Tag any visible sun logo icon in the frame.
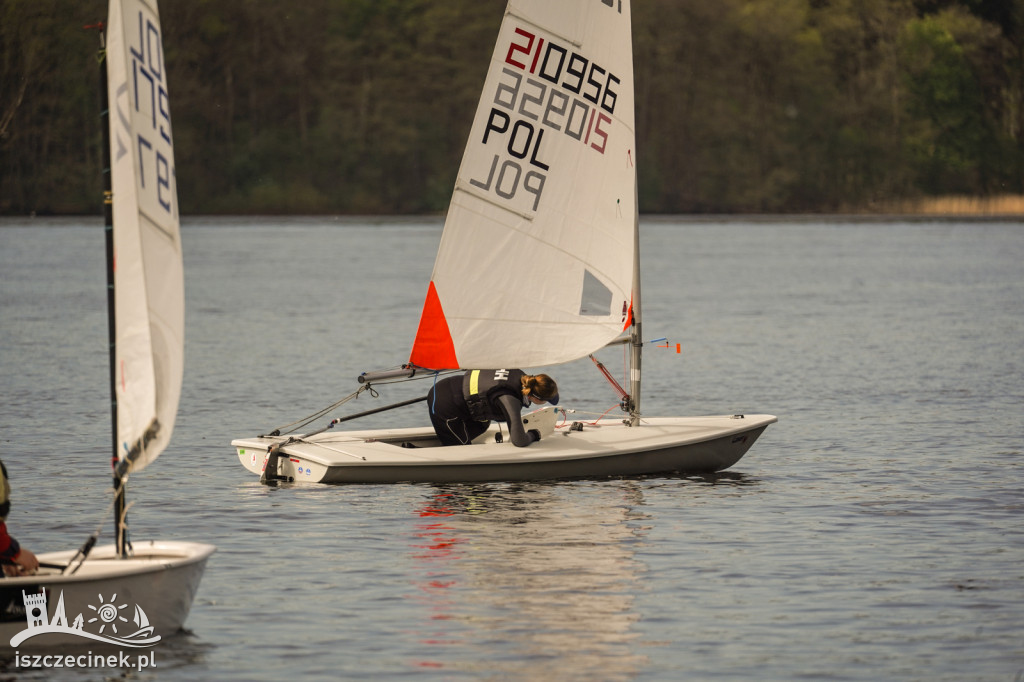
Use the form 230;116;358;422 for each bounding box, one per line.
87;593;129;634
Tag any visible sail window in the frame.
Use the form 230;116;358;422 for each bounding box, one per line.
579;269;612;316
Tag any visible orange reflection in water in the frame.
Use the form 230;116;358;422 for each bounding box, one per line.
405;484;651;679
407;493;468;668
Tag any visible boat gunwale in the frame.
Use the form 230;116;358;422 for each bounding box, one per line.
0;541;216;586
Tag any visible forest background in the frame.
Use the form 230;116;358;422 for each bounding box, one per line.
1;0;1022;216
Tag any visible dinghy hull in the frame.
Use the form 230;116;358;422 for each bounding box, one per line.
0;541;214;649
233;414;776;484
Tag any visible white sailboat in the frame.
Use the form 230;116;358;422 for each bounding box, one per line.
232;0;776;484
1;0;212;648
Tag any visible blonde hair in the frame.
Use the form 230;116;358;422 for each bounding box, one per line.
521;373;557;401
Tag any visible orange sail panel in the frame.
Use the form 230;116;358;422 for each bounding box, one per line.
410;281;459;370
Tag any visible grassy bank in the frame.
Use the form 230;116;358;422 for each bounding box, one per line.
877;195;1024;217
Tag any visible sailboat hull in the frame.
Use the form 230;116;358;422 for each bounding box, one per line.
0;541;214;649
233;414;776;484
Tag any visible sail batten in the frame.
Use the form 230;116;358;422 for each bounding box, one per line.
410;0;636;371
452;183;537;221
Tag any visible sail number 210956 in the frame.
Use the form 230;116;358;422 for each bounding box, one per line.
468;18;623;214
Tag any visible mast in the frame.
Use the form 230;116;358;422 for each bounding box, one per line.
98;25;128;558
627;172;642;426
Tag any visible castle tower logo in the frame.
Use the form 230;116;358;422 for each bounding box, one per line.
9;589;161;648
23;591;47;629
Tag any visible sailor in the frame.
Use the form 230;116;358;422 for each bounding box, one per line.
426;369;559;446
0;460;38;576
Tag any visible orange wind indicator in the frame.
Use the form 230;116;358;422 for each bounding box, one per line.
650;337;682;354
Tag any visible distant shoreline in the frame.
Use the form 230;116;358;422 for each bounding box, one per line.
2;194;1022;223
657;194;1024;222
872;194;1024;217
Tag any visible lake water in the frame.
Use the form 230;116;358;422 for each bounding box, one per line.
1;216;1022;681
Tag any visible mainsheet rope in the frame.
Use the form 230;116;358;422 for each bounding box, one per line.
261;385;372;438
261;369;450;438
63;471;131;575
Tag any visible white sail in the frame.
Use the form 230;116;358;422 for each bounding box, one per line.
133;603;151;629
410;0;637;370
106;0;183;471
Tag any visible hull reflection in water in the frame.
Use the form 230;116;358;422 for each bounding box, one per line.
406;482;667;678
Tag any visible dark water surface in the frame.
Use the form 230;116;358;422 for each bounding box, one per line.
1;217;1022;680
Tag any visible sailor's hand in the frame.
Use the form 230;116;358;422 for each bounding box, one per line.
528;429;541;443
13;548;38;575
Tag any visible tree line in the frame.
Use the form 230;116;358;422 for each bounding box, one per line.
2;0;1021;215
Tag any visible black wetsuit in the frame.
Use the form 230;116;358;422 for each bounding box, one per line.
426;370;539;447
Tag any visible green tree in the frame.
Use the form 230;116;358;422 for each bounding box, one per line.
0;0;106;213
1;0;1022;215
809;0;918;208
900;8;1005;193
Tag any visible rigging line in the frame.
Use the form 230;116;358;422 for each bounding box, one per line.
588;404;622;424
306;395;428;438
551;405;622;425
295;441;367;461
623;342;628;392
264;386;368;437
267;369;457;438
64;472;129;575
430;372;439;414
263;371;451;438
589;353;628;400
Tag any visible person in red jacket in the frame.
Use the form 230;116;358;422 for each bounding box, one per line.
1;460;38;576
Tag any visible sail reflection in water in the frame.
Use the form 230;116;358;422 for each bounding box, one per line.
407;483;651;678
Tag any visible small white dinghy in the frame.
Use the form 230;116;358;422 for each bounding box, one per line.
2;542;213;648
2;0;212;649
232;0;776;485
235;411;776;485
